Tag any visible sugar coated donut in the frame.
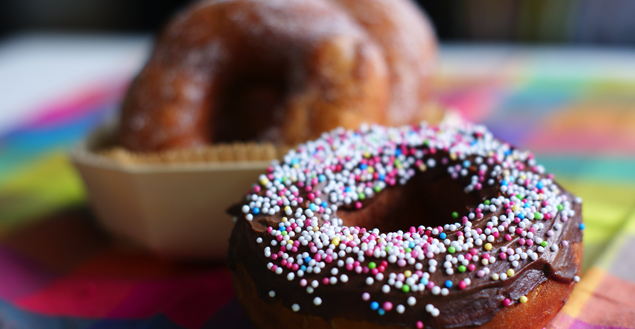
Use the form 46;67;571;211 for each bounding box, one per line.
118;0;436;152
228;122;583;328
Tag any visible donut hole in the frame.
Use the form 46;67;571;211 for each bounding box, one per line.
338;169;482;233
212;56;290;143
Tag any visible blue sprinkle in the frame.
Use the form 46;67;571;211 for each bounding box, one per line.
379;174;386;181
536;182;544;189
579;223;585;230
252;208;260;214
421;278;428;285
445;280;453;288
395;149;402;156
409;242;415;248
378;308;385;316
300;265;307;272
463;160;471;168
345;187;352;192
439;233;447;239
501;180;508;186
321;202;328;208
505;150;512;156
525;202;531;208
319;174;326;182
370;301;379;310
304;257;312;263
360;164;368;170
518;213;525;220
309;204;317;211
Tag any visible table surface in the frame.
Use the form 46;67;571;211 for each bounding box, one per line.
1;33;635;328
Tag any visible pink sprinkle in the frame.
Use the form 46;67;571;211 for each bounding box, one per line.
467;264;476;272
315;254;322;262
310;246;318;254
362;292;370;301
516;228;523;235
292;264;299;271
397;259;407;267
253;185;261;192
505;234;512;241
519;238;526;245
562;241;569;247
500;252;507;260
281;259;287;266
483;253;490;259
322;277;330;285
267;227;273;234
459;281;467;290
493;231;500;238
477;270;485;277
371;268;379;276
503;298;511;306
416;321;424;329
527;240;534;246
346;264;354;271
507;249;514;255
355;266;363;273
271;254;278;260
383;301;393;312
529;227;536;233
325;255;333;263
271;265;278;271
363;267;370;274
426;282;435;289
355;202;363;209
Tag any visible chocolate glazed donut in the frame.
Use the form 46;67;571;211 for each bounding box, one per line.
118;0;436;152
227;123;583;329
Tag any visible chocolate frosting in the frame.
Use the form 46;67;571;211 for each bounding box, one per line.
227;124;583;328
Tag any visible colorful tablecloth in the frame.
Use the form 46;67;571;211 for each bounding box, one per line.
1;37;634;328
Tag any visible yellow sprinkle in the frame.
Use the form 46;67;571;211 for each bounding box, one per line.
332;238;340;247
364;152;371;158
507;269;515;277
418;164;427;172
450;153;457;160
404;270;412;278
519;296;528;303
282;217;288;222
484;243;492;251
284;206;291;212
367;167;374;174
512;205;520;212
491;273;499;281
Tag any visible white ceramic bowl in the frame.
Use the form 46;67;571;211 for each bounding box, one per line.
72;124;269;259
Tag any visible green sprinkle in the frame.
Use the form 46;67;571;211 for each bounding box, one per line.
374;185;382;193
452;212;459;219
534;212;542;220
484;200;491;205
448;246;456;254
358;193;366;200
541;241;548;247
402;284;410;293
281;231;287;236
368;262;377;269
405;248;412;253
385;246;391;252
458;265;466;273
557;204;564;211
